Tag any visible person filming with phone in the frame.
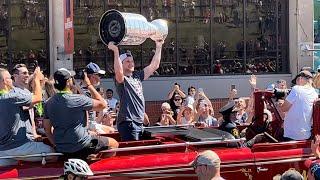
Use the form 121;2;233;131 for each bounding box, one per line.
194;88;218;127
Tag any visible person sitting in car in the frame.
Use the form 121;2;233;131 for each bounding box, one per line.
228;89;249;125
44;68;118;160
218;101;240;139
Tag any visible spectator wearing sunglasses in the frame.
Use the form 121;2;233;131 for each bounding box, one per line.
167;82;186;107
171;94;183;120
107;40;164;141
12;64;42;141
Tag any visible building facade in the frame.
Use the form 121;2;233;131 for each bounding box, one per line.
0;0;315;101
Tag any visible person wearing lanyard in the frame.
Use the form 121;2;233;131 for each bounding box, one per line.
0;67;55;166
44;68;118;159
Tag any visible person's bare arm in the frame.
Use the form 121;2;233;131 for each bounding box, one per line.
96;110;103;124
249;74;257;91
200;92;212;107
228;89;237;101
43;119;55;146
83;73;107;111
167;85;179;99
278;99;292;113
176;107;185;125
167;115;176;125
167;88;176;100
144;113;150;126
31;120;40;140
108;42;124;83
245;93;255;124
31;67;43;105
144;40;164;80
176;88;186;98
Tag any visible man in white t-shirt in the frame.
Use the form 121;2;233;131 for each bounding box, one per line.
106;89;118;111
280;70;318;140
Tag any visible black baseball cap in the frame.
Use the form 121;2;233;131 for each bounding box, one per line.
54;68;75;86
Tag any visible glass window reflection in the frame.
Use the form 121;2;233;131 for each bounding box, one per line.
1;0;289;76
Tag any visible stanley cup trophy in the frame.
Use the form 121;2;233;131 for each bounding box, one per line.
99;9;168;45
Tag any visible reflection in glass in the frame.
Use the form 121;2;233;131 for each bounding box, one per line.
212;0;244;75
0;0;8;68
9;0;48;74
0;0;289;77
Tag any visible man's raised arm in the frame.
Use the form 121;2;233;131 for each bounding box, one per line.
144;40;164;80
108;42;124;83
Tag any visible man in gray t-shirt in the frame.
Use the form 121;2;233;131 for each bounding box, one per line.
44;68;118;159
0;87;33;150
12;63;40;140
0;68;54;166
108;40;164;141
45;93;94;152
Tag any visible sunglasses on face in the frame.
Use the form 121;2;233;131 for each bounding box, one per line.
174;99;182;101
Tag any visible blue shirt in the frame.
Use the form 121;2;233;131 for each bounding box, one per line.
116;70;145;124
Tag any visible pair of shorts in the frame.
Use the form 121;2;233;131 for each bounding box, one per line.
0;142;55;166
62;136;109;160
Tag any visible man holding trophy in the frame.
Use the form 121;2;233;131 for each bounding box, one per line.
108;40;163;141
100;10;167;141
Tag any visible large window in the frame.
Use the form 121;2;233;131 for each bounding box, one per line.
73;0;289;76
0;0;289;76
0;0;49;74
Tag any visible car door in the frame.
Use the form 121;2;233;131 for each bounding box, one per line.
217;147;256;180
252;141;312;179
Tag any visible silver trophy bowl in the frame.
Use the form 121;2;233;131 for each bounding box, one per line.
99;9;168;45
